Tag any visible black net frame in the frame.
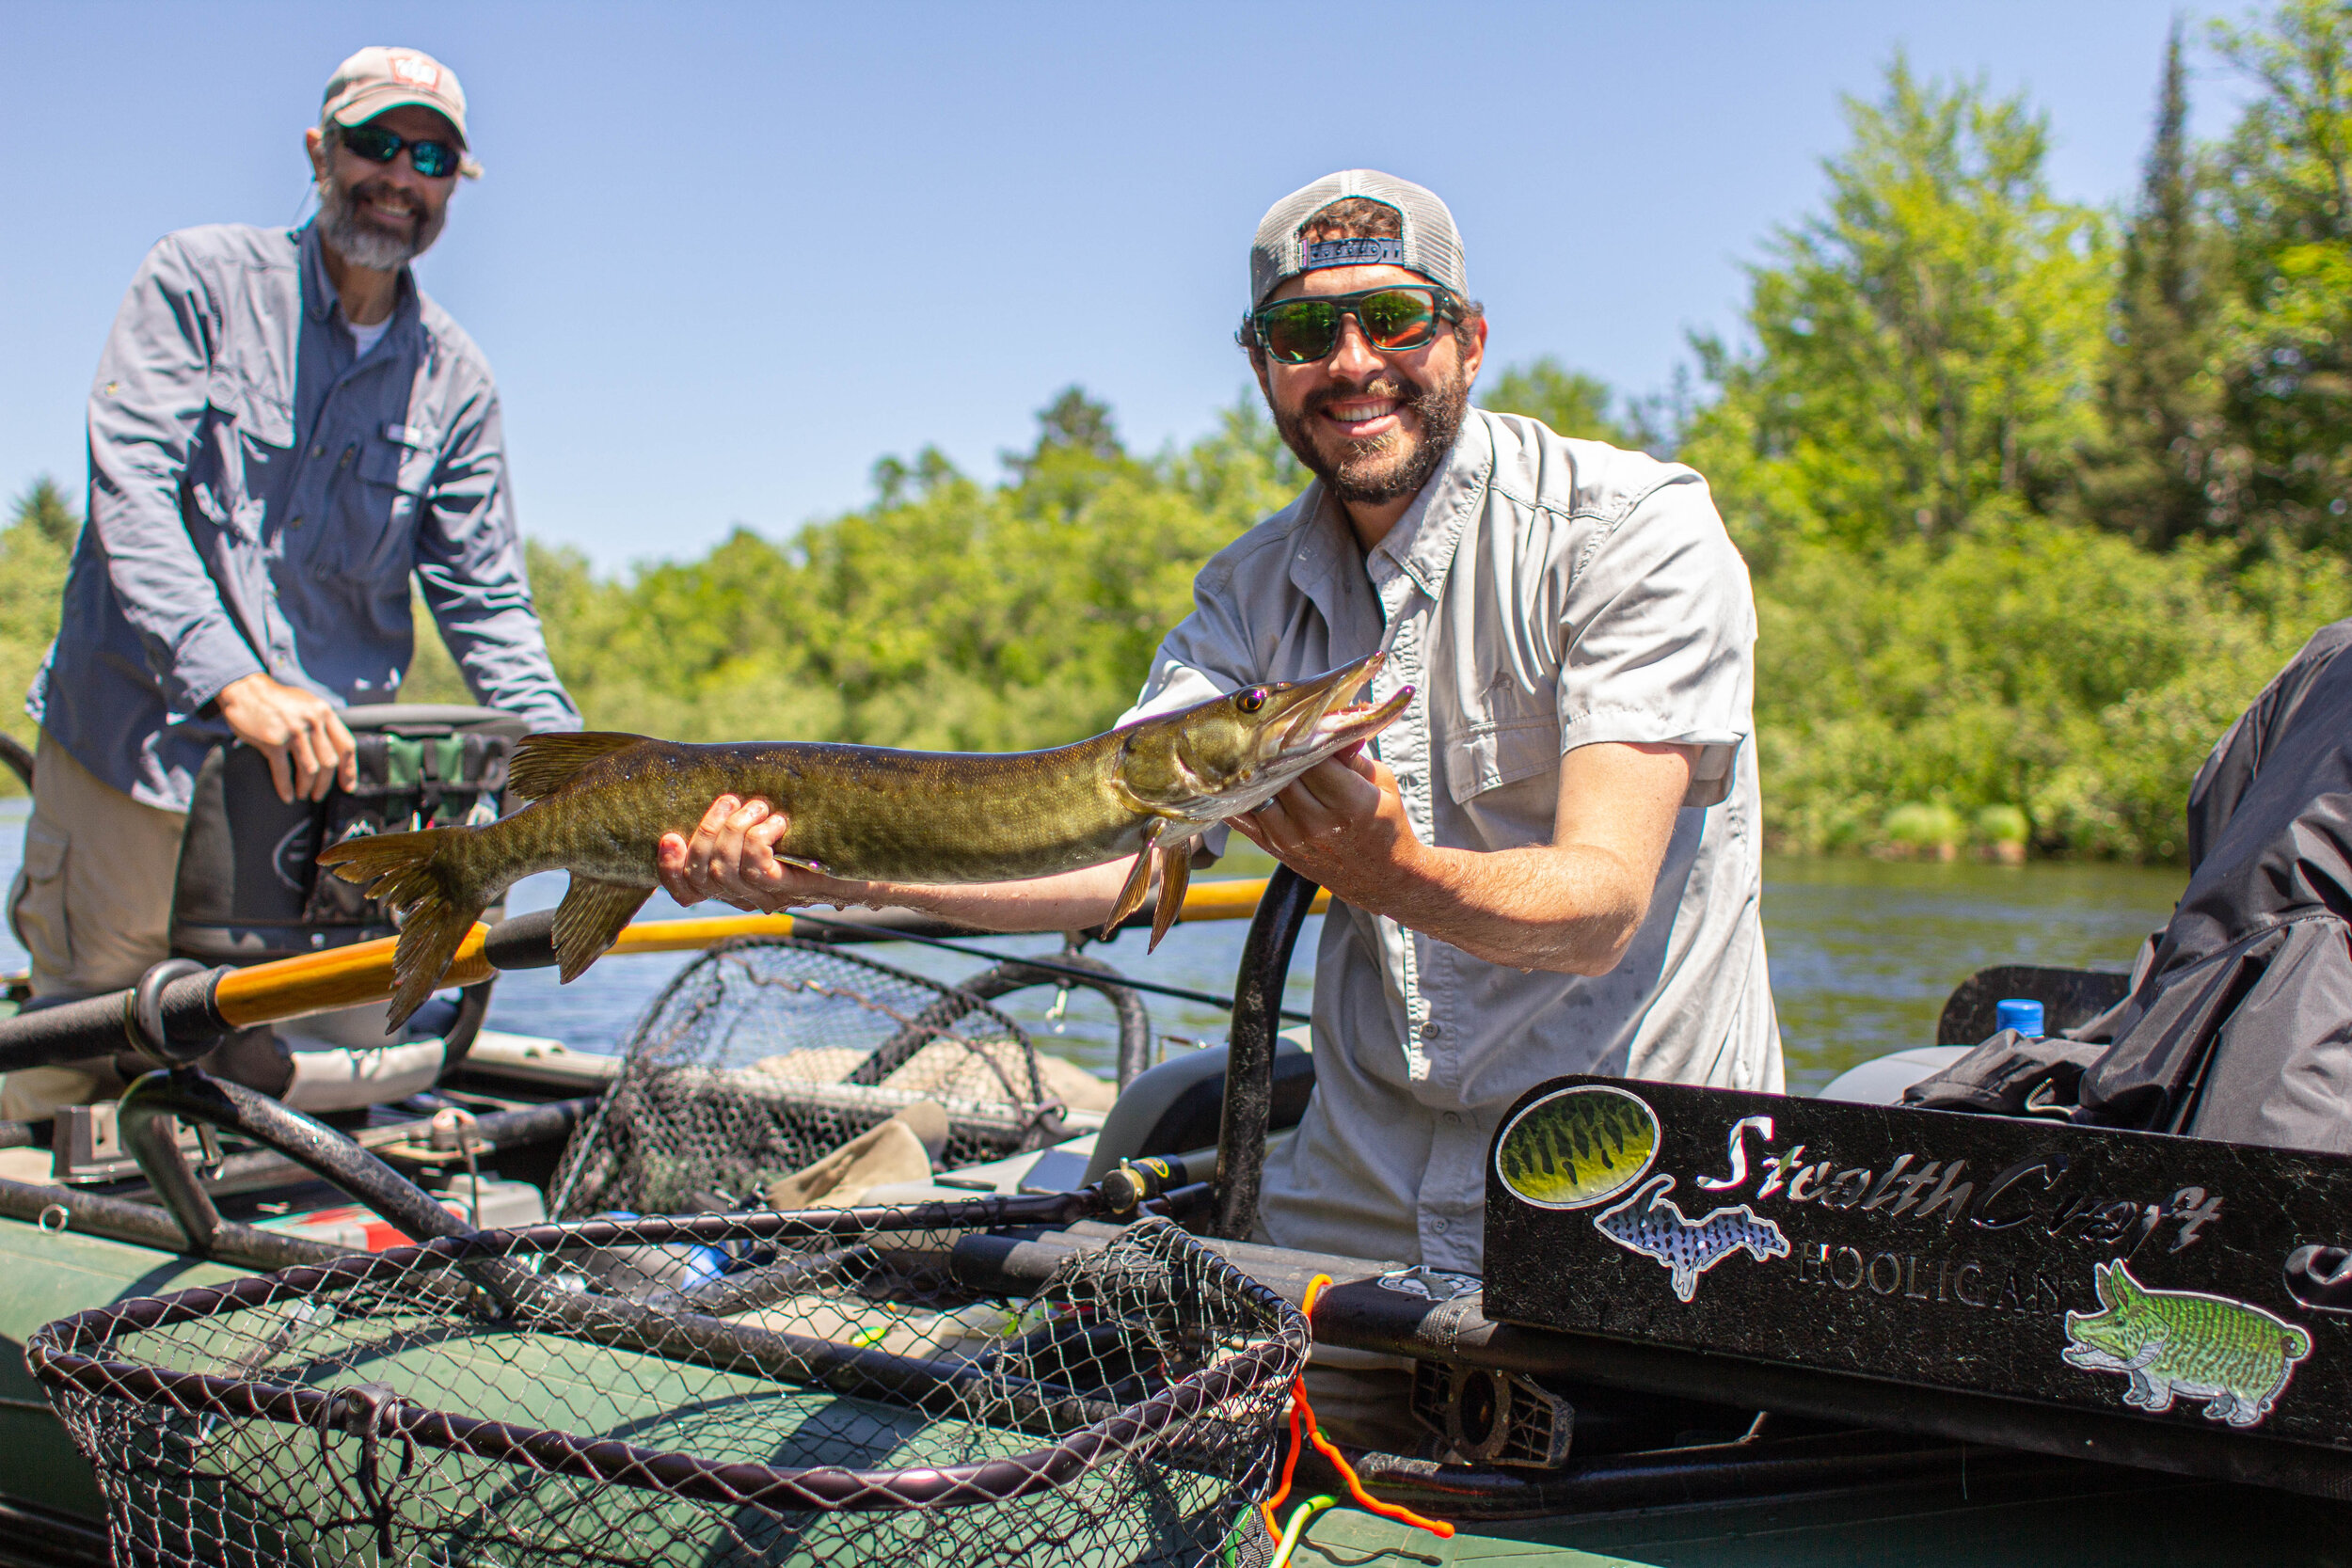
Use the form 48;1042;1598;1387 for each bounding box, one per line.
30;1204;1304;1568
551;939;1064;1218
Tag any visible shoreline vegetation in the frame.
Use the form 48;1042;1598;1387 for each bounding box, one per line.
8;4;2351;865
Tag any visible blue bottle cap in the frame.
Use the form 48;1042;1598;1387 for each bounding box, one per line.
1995;998;2046;1039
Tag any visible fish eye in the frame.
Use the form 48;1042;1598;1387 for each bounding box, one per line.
1235;689;1267;715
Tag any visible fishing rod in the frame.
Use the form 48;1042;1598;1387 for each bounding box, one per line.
780;910;1314;1024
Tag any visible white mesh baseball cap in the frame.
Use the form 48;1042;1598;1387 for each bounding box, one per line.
1249;169;1469;306
322;46;483;177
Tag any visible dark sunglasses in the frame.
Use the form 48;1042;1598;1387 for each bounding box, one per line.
339;121;462;179
1245;285;1462;364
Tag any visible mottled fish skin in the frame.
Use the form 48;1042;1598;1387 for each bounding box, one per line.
319;656;1408;1029
2063;1260;2312;1428
1496;1088;1659;1207
1594;1175;1790;1302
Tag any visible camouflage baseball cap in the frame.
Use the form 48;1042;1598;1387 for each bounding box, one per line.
1249;169;1469;306
321;46;482;176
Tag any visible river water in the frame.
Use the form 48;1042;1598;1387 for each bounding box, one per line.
0;800;2184;1094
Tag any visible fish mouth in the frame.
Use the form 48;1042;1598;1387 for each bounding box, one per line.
1258;652;1412;770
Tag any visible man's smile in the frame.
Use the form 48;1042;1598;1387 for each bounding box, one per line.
1321;396;1404;436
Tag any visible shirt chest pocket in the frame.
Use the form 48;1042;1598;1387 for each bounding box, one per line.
194;368;295;539
322;438;435;584
1438;689;1562;804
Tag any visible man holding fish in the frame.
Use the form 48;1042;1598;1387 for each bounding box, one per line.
658;171;1781;1290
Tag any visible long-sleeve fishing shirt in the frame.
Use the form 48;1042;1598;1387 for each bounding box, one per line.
1121;409;1782;1273
30;221;580;813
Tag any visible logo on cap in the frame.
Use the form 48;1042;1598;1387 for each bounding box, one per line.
388;53;441;90
1305;236;1405;270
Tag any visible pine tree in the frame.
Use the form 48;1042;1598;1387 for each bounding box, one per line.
2088;24;2228;549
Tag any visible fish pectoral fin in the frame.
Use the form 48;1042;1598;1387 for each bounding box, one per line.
1148;841;1191;951
506;732;647;801
552;876;653;984
1100;822;1163;940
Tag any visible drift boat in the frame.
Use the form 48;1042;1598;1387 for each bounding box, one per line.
2;711;2351;1563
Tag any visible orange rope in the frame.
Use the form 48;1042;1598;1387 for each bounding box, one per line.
1261;1275;1456;1542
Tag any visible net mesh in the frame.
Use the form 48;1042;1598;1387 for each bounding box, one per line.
551;939;1061;1218
32;1209;1303;1568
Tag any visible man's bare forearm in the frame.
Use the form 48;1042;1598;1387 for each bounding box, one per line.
1372;841;1653;974
836;860;1133;935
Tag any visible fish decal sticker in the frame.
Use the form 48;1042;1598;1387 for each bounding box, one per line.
1494;1085;1661;1210
2062;1259;2312;1428
1593;1174;1789;1302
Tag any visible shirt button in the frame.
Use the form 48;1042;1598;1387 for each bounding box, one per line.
1431;1218;1451;1234
310;443;326;458
1421;1022;1441;1039
287;516;303;529
1442;1111;1462;1126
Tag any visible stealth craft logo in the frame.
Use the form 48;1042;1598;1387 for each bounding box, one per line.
2062;1259;2312;1428
1593;1175;1790;1303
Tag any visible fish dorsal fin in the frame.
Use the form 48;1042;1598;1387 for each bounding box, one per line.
508;732;646;801
552;876;653;983
2091;1261;2114;1307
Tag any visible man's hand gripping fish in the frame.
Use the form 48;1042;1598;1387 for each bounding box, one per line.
320;654;1409;1031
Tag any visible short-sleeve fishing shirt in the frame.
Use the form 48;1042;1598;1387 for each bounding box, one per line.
1120;410;1781;1272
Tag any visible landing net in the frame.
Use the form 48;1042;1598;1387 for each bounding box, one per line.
551;937;1060;1217
31;1208;1303;1568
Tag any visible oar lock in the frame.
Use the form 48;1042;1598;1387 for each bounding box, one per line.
123;958;232;1069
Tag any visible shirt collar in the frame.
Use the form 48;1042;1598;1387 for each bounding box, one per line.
296;221;421;339
1365;410;1494;599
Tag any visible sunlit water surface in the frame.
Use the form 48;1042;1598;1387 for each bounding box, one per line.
0;800;2185;1095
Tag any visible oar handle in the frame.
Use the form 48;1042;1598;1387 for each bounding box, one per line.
0;876;1329;1076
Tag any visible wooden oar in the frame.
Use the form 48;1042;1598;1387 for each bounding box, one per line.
210;878;1330;1030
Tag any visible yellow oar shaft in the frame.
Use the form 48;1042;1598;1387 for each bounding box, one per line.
211;877;1326;1028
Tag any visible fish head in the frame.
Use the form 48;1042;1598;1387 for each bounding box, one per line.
1115;653;1411;821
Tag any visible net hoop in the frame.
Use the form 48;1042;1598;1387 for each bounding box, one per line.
28;1207;1309;1518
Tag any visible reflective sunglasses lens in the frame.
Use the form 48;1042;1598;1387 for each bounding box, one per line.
342;124;403;163
408;141;459;178
1359;291;1440;349
1261;302;1341;363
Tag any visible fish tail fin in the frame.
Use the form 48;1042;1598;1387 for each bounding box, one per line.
316;828;485;1032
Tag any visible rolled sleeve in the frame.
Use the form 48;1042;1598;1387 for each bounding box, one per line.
86;235;266;716
412;385;581;733
1558;478;1756;805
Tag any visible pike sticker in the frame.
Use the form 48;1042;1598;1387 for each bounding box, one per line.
1594;1174;1789;1302
2061;1259;2312;1428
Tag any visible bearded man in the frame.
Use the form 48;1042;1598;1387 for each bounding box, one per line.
658;172;1778;1433
8;46;579;1114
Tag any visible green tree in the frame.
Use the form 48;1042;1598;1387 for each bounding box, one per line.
1479;358;1639;446
2207;0;2352;549
0;479;80;790
1682;57;2109;553
2085;24;2231;549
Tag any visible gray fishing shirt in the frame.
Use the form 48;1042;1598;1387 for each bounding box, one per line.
32;221;580;812
1121;410;1781;1272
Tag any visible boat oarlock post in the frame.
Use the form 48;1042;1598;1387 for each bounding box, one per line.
0;875;1322;1081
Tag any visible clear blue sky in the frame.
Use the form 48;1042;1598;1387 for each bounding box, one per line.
3;1;2237;570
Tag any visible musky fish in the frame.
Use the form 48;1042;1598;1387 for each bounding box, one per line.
321;655;1408;1030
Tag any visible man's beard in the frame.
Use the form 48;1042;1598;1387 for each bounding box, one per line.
1270;360;1471;507
315;169;443;270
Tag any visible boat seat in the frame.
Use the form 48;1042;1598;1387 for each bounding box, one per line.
1081;1028;1313;1185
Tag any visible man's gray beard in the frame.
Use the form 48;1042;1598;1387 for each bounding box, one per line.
314;172;440;271
1271;362;1472;508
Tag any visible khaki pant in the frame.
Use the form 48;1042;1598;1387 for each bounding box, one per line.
2;732;186;1118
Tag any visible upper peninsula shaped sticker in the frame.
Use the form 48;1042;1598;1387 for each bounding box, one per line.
2062;1259;2312;1428
1493;1085;1661;1210
1593;1174;1790;1303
